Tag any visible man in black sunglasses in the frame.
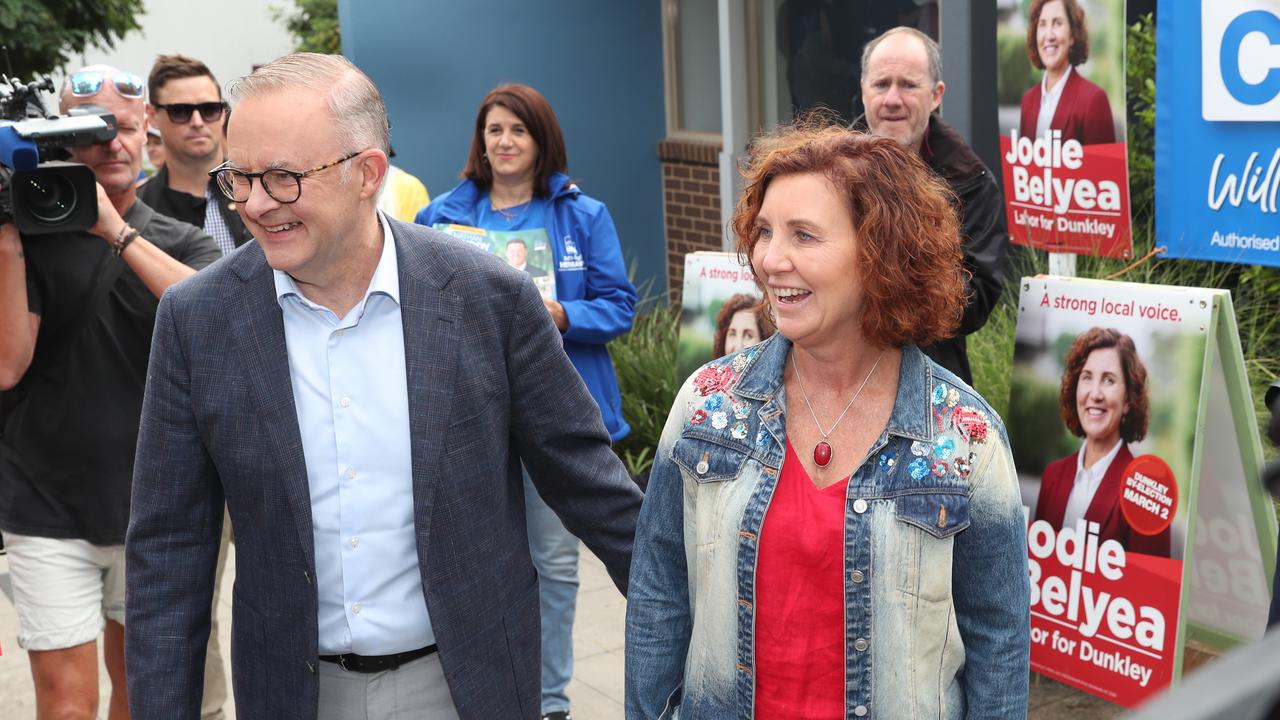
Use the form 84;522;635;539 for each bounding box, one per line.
0;63;220;720
140;54;252;259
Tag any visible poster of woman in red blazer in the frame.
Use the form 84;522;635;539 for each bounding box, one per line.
1032;327;1171;556
1018;0;1116;145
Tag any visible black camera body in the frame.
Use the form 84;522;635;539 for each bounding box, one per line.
0;75;116;235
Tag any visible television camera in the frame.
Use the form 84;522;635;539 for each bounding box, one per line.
0;74;116;234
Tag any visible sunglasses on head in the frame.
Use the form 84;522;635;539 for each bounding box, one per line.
68;70;145;99
153;101;227;124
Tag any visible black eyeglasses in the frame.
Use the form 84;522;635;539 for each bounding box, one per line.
210;150;366;204
153;101;227;124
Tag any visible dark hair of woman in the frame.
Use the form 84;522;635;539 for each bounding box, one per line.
1058;327;1150;443
462;83;569;197
1026;0;1091;69
712;293;775;357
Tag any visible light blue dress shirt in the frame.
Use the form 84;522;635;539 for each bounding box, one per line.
274;213;433;655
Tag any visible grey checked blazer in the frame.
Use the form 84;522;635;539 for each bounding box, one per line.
125;218;643;720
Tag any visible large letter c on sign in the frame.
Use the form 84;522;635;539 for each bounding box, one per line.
1221;10;1280;106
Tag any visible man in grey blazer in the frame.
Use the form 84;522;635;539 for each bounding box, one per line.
125;53;643;720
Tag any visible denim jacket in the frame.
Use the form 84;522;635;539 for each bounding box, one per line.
625;334;1030;719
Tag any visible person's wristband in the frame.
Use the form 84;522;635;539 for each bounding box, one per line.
112;225;140;256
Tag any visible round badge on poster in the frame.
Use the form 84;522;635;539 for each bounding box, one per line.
1119;454;1178;536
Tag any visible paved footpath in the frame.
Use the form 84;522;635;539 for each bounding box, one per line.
0;543;1118;719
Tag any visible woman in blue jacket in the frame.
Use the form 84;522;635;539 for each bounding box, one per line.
416;83;636;720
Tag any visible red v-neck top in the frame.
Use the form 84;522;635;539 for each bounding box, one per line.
753;439;848;719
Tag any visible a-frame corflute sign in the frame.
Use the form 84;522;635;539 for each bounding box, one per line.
1009;275;1275;707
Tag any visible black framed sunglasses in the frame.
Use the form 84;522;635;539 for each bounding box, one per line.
210;150;366;204
153;101;227;124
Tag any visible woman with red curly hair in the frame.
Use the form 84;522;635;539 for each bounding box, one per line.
1033;327;1168;556
626;122;1030;719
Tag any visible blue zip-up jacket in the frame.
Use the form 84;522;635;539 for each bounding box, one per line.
416;173;636;441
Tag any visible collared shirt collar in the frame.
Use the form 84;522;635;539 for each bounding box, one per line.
273;211;400;311
1075;436;1123;485
1036;65;1073;138
732;333;933;443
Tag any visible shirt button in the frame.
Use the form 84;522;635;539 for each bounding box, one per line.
349;536;359;548
335;329;346;337
854;705;868;717
853;498;869;514
352;602;362;614
340;396;351;408
849;570;865;583
346;468;356;480
854;638;869;652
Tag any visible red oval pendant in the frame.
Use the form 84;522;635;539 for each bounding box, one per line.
814;441;832;467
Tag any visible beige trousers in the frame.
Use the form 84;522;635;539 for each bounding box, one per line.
201;510;233;720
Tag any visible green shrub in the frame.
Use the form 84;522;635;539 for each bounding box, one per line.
997;28;1039;107
610;297;681;481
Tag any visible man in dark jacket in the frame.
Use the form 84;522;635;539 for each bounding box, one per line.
139;54;253;256
139;53;246;720
857;27;1009;385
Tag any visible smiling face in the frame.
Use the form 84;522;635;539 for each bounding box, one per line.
65;88;146;199
483;104;539;187
751;172;864;351
861;32;944;153
1075;347;1128;447
227;86;373;286
506;240;528;267
723;310;761;355
1036;0;1074;74
150;74;223;166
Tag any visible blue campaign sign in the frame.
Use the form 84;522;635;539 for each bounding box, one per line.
1156;1;1280;266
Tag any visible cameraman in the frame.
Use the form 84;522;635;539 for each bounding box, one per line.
0;65;218;720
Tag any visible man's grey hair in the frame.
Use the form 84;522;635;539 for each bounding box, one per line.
228;53;390;180
861;27;943;87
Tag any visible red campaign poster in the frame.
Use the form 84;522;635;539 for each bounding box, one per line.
1027;513;1181;707
995;0;1133;259
1011;276;1213;707
1001;135;1132;258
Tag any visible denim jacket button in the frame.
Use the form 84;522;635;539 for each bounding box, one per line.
854;705;868;717
849;569;865;583
854;638;869;652
852;498;868;514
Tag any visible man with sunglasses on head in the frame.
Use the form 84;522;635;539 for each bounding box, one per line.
140;54;253;257
125;52;642;720
0;63;220;720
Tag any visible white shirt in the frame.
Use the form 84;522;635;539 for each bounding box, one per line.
1036;65;1073;139
1061;437;1123;531
274;213;433;655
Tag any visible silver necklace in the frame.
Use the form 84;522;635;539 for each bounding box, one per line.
490;197;532;222
791;350;884;468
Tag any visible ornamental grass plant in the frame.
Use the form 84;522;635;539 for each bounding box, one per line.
609;281;681;483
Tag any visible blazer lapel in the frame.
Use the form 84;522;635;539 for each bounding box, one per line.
227;247;316;573
1086;443;1132;531
1052;70;1081;137
392;221;463;547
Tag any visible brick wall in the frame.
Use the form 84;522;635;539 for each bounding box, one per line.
659;138;723;306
